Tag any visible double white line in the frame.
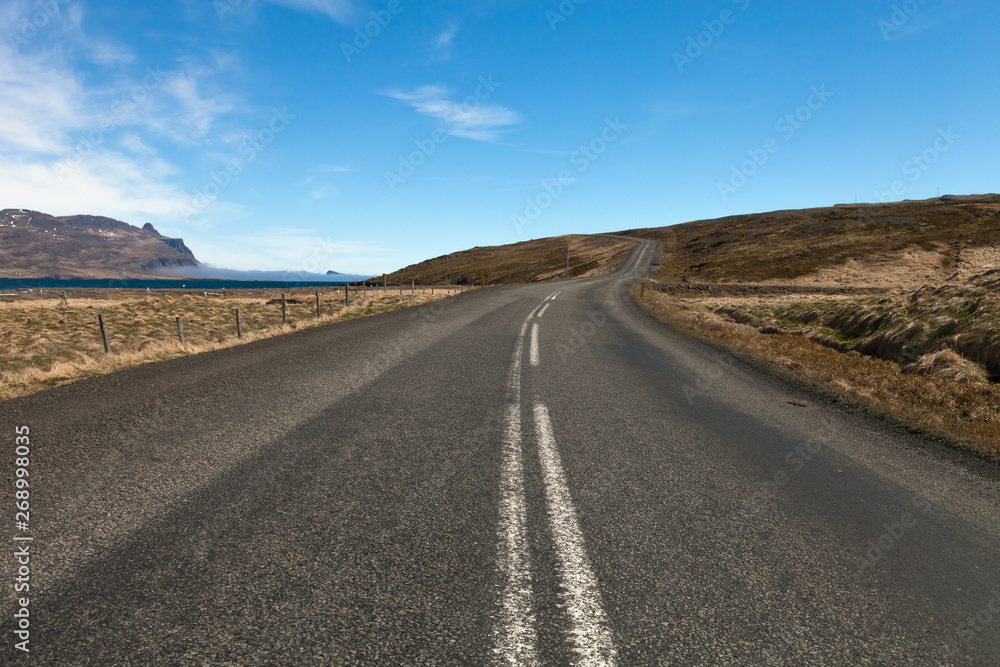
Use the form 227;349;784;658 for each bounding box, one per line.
495;290;618;666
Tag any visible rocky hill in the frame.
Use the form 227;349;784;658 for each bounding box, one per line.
0;209;200;279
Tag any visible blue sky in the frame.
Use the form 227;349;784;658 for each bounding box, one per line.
1;0;997;276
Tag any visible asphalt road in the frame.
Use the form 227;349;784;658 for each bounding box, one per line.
2;239;999;665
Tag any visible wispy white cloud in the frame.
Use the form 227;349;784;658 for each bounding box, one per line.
309;164;357;173
300;166;353;200
183;229;387;273
308;185;338;200
878;2;978;42
87;41;135;65
157;69;236;142
118;134;157;155
0;17;242;228
0;151;190;222
432;21;461;61
261;0;355;23
0;49;83;155
435;22;460;50
383;85;521;142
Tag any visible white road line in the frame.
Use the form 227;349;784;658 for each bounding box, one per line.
533;403;618;666
495;318;538;665
495;403;538;666
529;323;540;367
507;320;529;397
537;303;551;318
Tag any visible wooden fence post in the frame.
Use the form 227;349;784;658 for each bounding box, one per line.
345;286;349;307
98;314;111;353
236;309;243;339
176;317;185;346
411;280;415;295
281;293;287;324
315;291;321;317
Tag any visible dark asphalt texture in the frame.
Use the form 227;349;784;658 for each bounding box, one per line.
2;240;999;665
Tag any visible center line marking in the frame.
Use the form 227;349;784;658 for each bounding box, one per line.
534;403;618;666
537;303;550;318
529;323;540;367
495;316;538;665
495;403;537;665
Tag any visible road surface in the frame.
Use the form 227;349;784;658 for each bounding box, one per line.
2;240;999;665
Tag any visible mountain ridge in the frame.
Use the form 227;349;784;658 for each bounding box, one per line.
0;209;199;279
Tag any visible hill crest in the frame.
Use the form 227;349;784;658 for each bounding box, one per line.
619;194;1000;286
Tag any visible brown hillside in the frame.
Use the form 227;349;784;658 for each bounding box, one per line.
380;235;638;286
0;209;199;279
619;195;1000;286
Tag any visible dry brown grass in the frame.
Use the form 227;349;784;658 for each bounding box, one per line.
698;272;1000;382
620;194;1000;286
0;286;462;402
383;234;637;286
904;349;989;384
636;285;1000;459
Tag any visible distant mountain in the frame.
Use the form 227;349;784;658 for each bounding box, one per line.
326;270;344;275
0;209;200;279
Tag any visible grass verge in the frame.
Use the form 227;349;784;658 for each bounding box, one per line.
634;284;1000;460
1;287;461;402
